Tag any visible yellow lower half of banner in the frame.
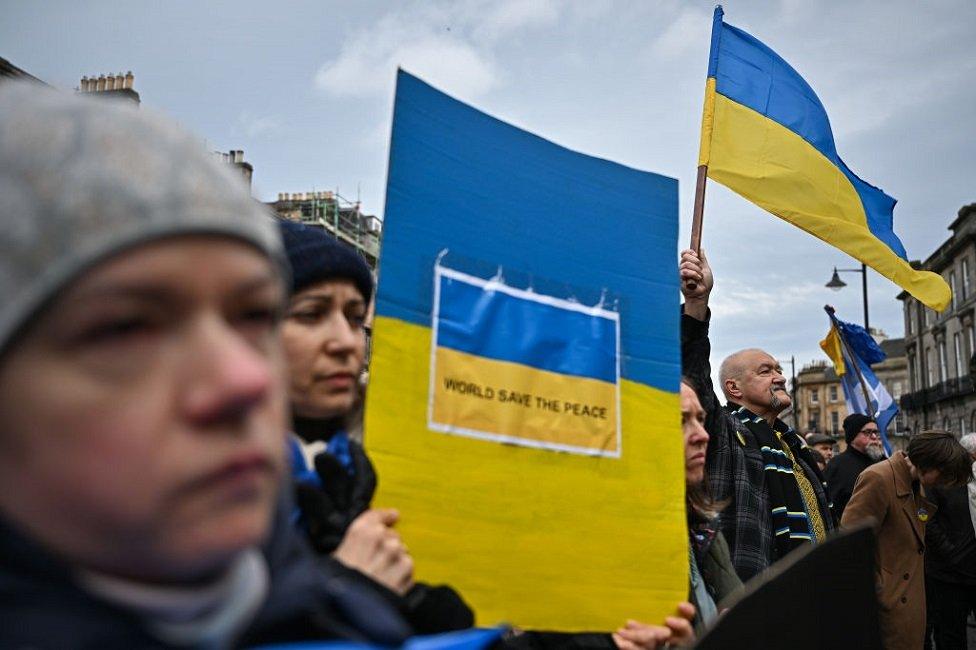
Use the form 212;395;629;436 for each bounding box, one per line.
431;346;619;456
364;316;687;632
702;88;950;312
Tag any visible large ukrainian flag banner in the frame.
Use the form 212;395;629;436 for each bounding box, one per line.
364;70;685;631
700;6;950;311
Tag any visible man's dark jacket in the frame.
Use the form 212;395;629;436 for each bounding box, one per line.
824;446;877;522
681;309;833;582
925;484;976;585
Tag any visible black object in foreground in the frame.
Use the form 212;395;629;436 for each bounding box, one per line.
695;523;881;650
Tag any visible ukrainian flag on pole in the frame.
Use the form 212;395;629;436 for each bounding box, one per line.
699;6;950;312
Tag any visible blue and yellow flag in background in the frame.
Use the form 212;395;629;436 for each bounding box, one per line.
364;70;686;631
820;311;897;455
699;6;950;312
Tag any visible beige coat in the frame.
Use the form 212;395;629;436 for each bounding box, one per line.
842;451;936;650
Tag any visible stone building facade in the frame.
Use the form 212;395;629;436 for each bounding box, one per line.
899;203;976;436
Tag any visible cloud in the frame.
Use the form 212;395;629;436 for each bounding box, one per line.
314;0;565;100
234;111;280;138
647;7;711;60
472;0;560;43
710;279;823;319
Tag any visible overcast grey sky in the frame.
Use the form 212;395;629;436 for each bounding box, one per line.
4;0;975;380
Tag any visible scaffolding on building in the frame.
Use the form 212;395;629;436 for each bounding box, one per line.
267;190;381;267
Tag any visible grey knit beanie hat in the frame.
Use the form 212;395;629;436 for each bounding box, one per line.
0;82;285;354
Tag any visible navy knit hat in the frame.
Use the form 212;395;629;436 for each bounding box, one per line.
843;413;874;445
277;220;374;304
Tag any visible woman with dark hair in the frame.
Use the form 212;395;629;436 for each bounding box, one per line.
842;430;973;650
679;379;742;638
277;221;475;634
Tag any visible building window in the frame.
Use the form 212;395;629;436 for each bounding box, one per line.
907;303;915;335
811;389;819;404
969;326;975;362
955;333;963;379
892;381;903;399
831;411;839;434
964;258;971;300
961;417;967;436
944;416;952;432
927;348;935;386
908;355;917;393
950;272;957;311
829;385;838;402
939;341;949;382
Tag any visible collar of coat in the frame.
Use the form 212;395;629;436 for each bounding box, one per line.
890;450;915;498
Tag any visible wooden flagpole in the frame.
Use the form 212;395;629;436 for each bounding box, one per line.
684;163;708;291
690;164;708;254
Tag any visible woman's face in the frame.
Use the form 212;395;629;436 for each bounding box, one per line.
281;279;367;420
681;383;709;486
0;237;288;584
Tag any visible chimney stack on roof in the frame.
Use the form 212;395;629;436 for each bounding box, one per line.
78;71;140;105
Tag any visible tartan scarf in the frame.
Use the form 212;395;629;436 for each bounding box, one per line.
732;406;819;560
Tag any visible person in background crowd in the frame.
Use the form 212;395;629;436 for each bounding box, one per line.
961;434;976;538
808;448;827;474
277;220;475;634
924;433;976;650
0;83;411;648
805;433;835;464
680;248;833;582
825;414;884;521
842;431;973;650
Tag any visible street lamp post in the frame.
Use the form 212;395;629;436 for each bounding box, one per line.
826;263;869;332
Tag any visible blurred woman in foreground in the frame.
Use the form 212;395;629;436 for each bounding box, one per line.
0;83;410;648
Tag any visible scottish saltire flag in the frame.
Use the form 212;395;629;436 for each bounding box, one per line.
820;313;896;455
699;6;950;312
364;70;685;631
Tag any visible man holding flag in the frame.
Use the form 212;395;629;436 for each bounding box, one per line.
681;250;833;582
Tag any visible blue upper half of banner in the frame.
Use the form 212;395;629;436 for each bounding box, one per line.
436;270;618;384
706;6;905;260
379;70;679;391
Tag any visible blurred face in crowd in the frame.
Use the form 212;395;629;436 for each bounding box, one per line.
851;422;885;460
0;238;288;584
281;279;367;420
812;441;834;462
681;383;709;486
724;350;791;416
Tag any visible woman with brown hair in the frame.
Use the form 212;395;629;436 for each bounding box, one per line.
611;379;741;649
